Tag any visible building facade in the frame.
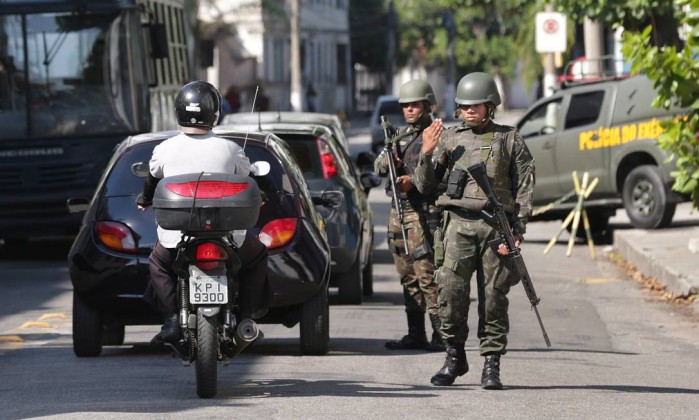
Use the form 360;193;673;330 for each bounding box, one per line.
198;0;352;114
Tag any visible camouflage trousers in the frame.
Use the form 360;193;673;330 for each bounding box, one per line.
387;207;438;315
435;210;519;355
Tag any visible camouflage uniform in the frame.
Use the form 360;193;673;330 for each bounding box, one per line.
375;114;444;352
414;72;535;388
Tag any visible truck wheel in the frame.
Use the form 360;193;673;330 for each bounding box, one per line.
566;211;611;244
300;285;329;355
72;293;103;357
622;165;676;229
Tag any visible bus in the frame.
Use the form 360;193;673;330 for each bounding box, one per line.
0;0;190;243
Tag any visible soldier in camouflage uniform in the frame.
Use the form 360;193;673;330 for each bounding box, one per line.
374;80;445;352
413;72;535;389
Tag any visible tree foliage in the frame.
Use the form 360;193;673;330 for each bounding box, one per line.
394;0;538;79
552;0;699;207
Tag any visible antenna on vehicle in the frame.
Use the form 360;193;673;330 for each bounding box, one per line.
243;86;259;150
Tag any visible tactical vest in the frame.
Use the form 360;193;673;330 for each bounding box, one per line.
386;123;431;202
437;123;516;213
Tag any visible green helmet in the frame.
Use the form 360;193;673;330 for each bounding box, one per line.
455;72;501;106
398;80;437;105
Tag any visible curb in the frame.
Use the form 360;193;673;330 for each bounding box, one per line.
613;228;699;316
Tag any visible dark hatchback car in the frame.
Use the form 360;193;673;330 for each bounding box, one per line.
219;119;380;305
68;130;333;356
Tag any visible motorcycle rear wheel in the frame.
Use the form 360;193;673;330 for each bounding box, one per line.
196;312;219;398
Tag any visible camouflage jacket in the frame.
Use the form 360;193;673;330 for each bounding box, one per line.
374;119;435;203
413;120;535;227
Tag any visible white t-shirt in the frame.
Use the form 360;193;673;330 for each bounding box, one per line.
149;131;251;248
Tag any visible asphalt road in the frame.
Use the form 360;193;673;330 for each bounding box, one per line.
0;118;697;419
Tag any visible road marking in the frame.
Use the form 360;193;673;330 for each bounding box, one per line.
19;321;53;329
577;278;613;284
0;335;24;343
39;313;67;321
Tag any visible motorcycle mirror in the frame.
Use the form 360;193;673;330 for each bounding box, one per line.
250;161;271;176
131;162;149;177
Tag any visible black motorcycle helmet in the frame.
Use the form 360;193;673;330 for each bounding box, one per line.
175;80;221;129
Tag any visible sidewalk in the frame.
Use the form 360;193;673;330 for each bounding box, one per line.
612;205;699;316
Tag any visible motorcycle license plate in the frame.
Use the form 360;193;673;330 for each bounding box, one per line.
189;266;228;304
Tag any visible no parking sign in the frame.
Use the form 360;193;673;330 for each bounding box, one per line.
536;12;566;53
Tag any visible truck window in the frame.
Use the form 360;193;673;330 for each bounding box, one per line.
518;98;562;139
565;91;604;130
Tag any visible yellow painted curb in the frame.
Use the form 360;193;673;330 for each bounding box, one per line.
0;335;24;343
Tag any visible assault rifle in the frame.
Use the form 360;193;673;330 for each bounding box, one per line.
468;161;551;347
381;116;408;255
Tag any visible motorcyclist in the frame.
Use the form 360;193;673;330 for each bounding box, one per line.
136;80;268;345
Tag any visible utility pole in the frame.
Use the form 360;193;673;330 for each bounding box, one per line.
583;17;605;77
290;0;302;111
385;0;395;94
444;8;456;118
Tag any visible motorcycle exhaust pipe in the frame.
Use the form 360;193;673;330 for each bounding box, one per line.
226;319;263;358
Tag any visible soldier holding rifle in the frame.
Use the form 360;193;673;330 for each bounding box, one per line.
374;80;445;352
413;72;536;389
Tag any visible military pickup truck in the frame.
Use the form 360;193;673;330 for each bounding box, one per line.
515;72;687;240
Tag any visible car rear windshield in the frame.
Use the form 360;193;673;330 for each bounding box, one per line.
103;141;293;197
274;133;329;180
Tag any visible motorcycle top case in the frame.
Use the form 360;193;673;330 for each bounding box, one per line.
153;172;262;232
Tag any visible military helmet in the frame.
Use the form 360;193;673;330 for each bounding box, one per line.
398;80;437;105
175;80;222;129
454;72;501;106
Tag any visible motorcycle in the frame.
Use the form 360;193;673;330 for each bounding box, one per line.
152;168;267;398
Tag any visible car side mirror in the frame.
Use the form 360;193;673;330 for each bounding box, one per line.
360;172;381;193
131;162;149;177
311;190;344;209
356;151;376;172
250;161;271;176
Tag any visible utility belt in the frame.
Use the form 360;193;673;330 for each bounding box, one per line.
444;206;483;220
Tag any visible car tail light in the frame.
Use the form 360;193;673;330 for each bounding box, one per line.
258;218;297;249
194;242;228;271
96;221;137;253
165;181;249;199
316;137;337;179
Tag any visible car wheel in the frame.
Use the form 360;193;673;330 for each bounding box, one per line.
337;256;363;305
102;324;125;346
300;285;329;355
622;165;675;229
362;252;373;296
72;293;103;357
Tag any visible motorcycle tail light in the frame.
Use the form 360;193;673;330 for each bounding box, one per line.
165;181;249;199
316;137;337;179
96;221;137;253
194;242;228;271
258;218;297;249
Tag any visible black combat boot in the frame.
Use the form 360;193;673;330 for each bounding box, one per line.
150;313;182;345
385;311;428;350
425;313;446;352
430;341;469;386
481;353;503;390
